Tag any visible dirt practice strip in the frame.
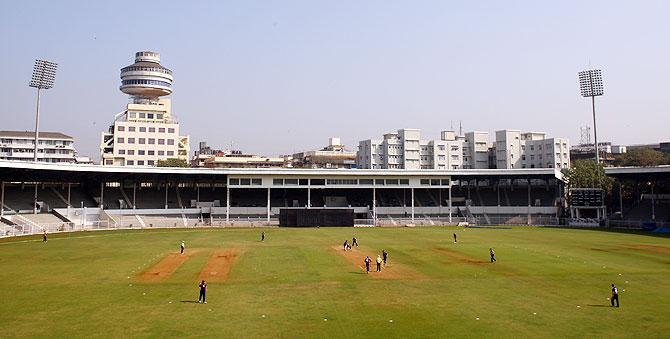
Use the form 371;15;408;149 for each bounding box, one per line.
433;247;489;266
197;249;241;282
331;246;423;280
139;249;202;282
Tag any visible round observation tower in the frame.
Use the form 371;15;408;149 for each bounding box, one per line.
119;51;173;101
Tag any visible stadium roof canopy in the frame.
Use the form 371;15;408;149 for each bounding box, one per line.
604;165;670;180
0;160;565;183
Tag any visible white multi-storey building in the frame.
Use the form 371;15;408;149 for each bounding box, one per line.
100;51;189;166
0;131;76;163
495;130;570;169
463;131;491;169
357;129;462;169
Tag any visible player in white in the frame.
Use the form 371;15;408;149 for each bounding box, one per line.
180;241;185;254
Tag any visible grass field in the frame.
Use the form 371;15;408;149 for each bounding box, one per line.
0;226;668;338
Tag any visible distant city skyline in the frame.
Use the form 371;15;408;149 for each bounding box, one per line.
1;1;669;161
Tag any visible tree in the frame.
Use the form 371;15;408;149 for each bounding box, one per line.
157;158;189;168
563;159;614;193
614;148;670;167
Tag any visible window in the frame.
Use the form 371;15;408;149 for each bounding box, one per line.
127;150;135;155
159;128;166;133
137;160;144;166
229;178;239;185
129;112;136;118
118;149;125;155
359;179;373;185
441;179;450;186
139;127;146;132
167;139;174;145
168;128;175;133
147;160;155;166
117;126;125;131
521;145;525;151
149;127;155;133
156;114;163;120
420;179;430;185
431;179;440;186
240;179;251;185
127;160;134;165
167;151;174;156
158;150;165;156
148;150;154;155
327;179;358;185
375;179;384;185
148;138;155;144
522;155;526;161
310;179;325;185
128;126;136;132
117;137;124;143
139;113;145;119
147;114;154;119
128;138;135;144
284;179;298;185
138;150;145;155
400;179;409;185
252;179;262;185
385;179;399;185
273;179;283;185
139;138;146;144
299;179;308;186
158;139;165;145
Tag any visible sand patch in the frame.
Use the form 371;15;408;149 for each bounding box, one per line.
197;249;241;282
433;247;489;265
139;249;202;282
331;246;423;280
625;244;670;255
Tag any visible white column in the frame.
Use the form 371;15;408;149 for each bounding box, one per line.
527;179;531;225
226;186;230;222
372;187;376;223
196;185;200;205
33;183;38;214
411;187;415;222
0;181;4;217
132;182;136;209
307;188;311;209
67;183;71;208
164;182;168;209
266;187;271;222
100;182;104;210
448;185;452;223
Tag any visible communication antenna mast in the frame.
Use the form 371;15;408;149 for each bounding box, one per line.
580;126;591;146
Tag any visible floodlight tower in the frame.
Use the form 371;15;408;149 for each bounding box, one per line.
578;69;604;164
29;59;58;162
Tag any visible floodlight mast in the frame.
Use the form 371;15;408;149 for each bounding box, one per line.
578;69;604;164
29;59;58;162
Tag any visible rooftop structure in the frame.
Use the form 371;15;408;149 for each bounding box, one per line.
0;130;76;163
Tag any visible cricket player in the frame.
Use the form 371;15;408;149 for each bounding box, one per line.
382;250;388;266
343;240;349;251
180;241;185;254
376;255;382;272
352;237;358;247
198;280;207;304
611;284;619;307
453;233;457;243
261;232;265;242
364;256;371;274
489;248;496;262
43;231;48;243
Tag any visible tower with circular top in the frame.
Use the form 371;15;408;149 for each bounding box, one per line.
120;51;173;102
101;51;189;166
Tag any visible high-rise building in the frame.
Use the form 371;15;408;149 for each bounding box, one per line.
0;131;77;163
291;137;356;169
357;129;462;169
463;131;491;169
495;130;570;169
100;51;189;166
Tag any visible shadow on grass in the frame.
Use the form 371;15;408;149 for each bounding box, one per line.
586;304;610;307
180;300;200;303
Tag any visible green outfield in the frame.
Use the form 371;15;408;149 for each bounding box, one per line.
0;226;668;338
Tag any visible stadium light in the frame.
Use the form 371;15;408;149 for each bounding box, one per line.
578;69;604;164
29;59;58;162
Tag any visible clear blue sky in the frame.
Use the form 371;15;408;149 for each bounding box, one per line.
1;1;668;160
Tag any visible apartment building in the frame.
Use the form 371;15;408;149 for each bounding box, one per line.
0;131;76;163
495;130;570;169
